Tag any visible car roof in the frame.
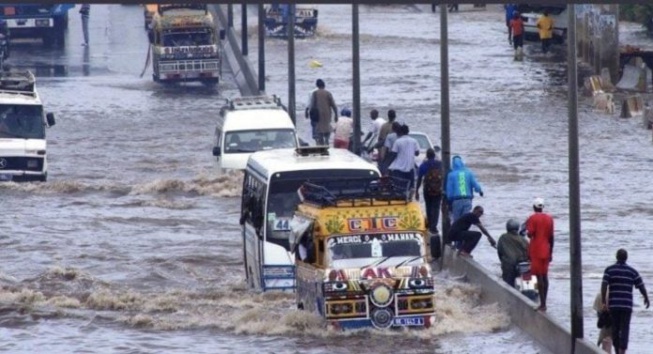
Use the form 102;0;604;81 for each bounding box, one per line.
223;109;295;131
247;148;380;179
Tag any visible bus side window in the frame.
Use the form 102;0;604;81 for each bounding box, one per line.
240;172;265;239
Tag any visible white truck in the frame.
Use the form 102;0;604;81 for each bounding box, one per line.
0;70;56;182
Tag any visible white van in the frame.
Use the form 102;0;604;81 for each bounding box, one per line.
240;146;380;292
212;95;299;170
518;4;568;44
0;70;56;182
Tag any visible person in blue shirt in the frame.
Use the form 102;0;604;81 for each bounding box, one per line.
601;249;650;354
504;4;517;44
445;155;483;222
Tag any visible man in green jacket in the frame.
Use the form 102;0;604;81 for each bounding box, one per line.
497;219;529;286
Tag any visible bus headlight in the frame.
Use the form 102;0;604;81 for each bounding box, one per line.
369;283;393;307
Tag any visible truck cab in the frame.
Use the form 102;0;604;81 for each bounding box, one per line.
148;4;225;85
0;70;55;182
213;95;299;171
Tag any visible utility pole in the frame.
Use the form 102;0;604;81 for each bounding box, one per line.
257;4;265;94
439;4;451;266
567;4;584;352
352;4;361;156
287;5;296;125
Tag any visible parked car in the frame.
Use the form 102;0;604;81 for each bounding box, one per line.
517;4;568;44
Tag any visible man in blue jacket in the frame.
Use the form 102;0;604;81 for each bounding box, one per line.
445;155;484;222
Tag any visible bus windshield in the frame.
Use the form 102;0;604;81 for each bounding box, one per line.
0;104;44;139
265;168;379;249
328;233;423;260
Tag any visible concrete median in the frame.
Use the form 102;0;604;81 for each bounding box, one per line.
442;246;602;354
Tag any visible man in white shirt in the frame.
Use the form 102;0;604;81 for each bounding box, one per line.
333;108;353;149
362;109;385;150
388;124;420;190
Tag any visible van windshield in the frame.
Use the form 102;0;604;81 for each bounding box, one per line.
224;129;296;153
0;104;44;139
265;168;380;249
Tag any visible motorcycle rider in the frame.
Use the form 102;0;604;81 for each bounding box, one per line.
497;219;530;287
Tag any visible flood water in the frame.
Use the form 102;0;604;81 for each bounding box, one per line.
1;4;652;353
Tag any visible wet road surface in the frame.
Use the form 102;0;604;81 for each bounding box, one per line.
2;3;653;353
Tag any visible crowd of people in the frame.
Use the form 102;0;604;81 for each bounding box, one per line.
303;78;648;352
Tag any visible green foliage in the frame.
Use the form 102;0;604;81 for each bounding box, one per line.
620;5;653;32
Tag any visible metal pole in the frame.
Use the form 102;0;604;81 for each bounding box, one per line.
287;4;296;125
352;3;361;156
567;4;584;352
439;4;451;265
241;4;248;56
258;4;266;94
227;4;233;28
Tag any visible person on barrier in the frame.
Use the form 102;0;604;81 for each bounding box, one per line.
306;79;338;145
379;121;401;176
415;148;443;235
496;218;529;287
601;248;650;354
333;108;353;149
445;155;484;222
362;109;385;151
525;197;554;312
388;124;419;190
448;205;496;258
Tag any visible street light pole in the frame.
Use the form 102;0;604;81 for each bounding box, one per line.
439;4;451;265
567;4;584;352
352;3;361;156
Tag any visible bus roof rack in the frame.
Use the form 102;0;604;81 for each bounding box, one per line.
158;4;207;14
0;70;36;97
295;145;329;157
298;176;411;207
228;95;283;110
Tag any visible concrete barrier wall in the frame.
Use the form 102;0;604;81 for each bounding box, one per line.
442;247;602;354
211;5;261;96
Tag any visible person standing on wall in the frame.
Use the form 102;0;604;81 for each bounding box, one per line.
415;148;443;235
80;4;90;46
602;249;650;354
536;11;554;54
525;197;554;312
306;79;338;146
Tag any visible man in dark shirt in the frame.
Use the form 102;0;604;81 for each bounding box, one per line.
448;205;496;257
601;248;650;354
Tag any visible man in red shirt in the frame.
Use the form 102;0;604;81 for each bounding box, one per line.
509;11;525;61
526;197;554;312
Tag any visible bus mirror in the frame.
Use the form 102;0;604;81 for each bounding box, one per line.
430;234;441;260
219;29;226;40
46;113;56;127
213;146;221;156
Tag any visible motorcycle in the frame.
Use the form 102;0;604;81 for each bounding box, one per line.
514;261;539;301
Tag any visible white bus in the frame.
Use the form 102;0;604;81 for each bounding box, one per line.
240;146;380;292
